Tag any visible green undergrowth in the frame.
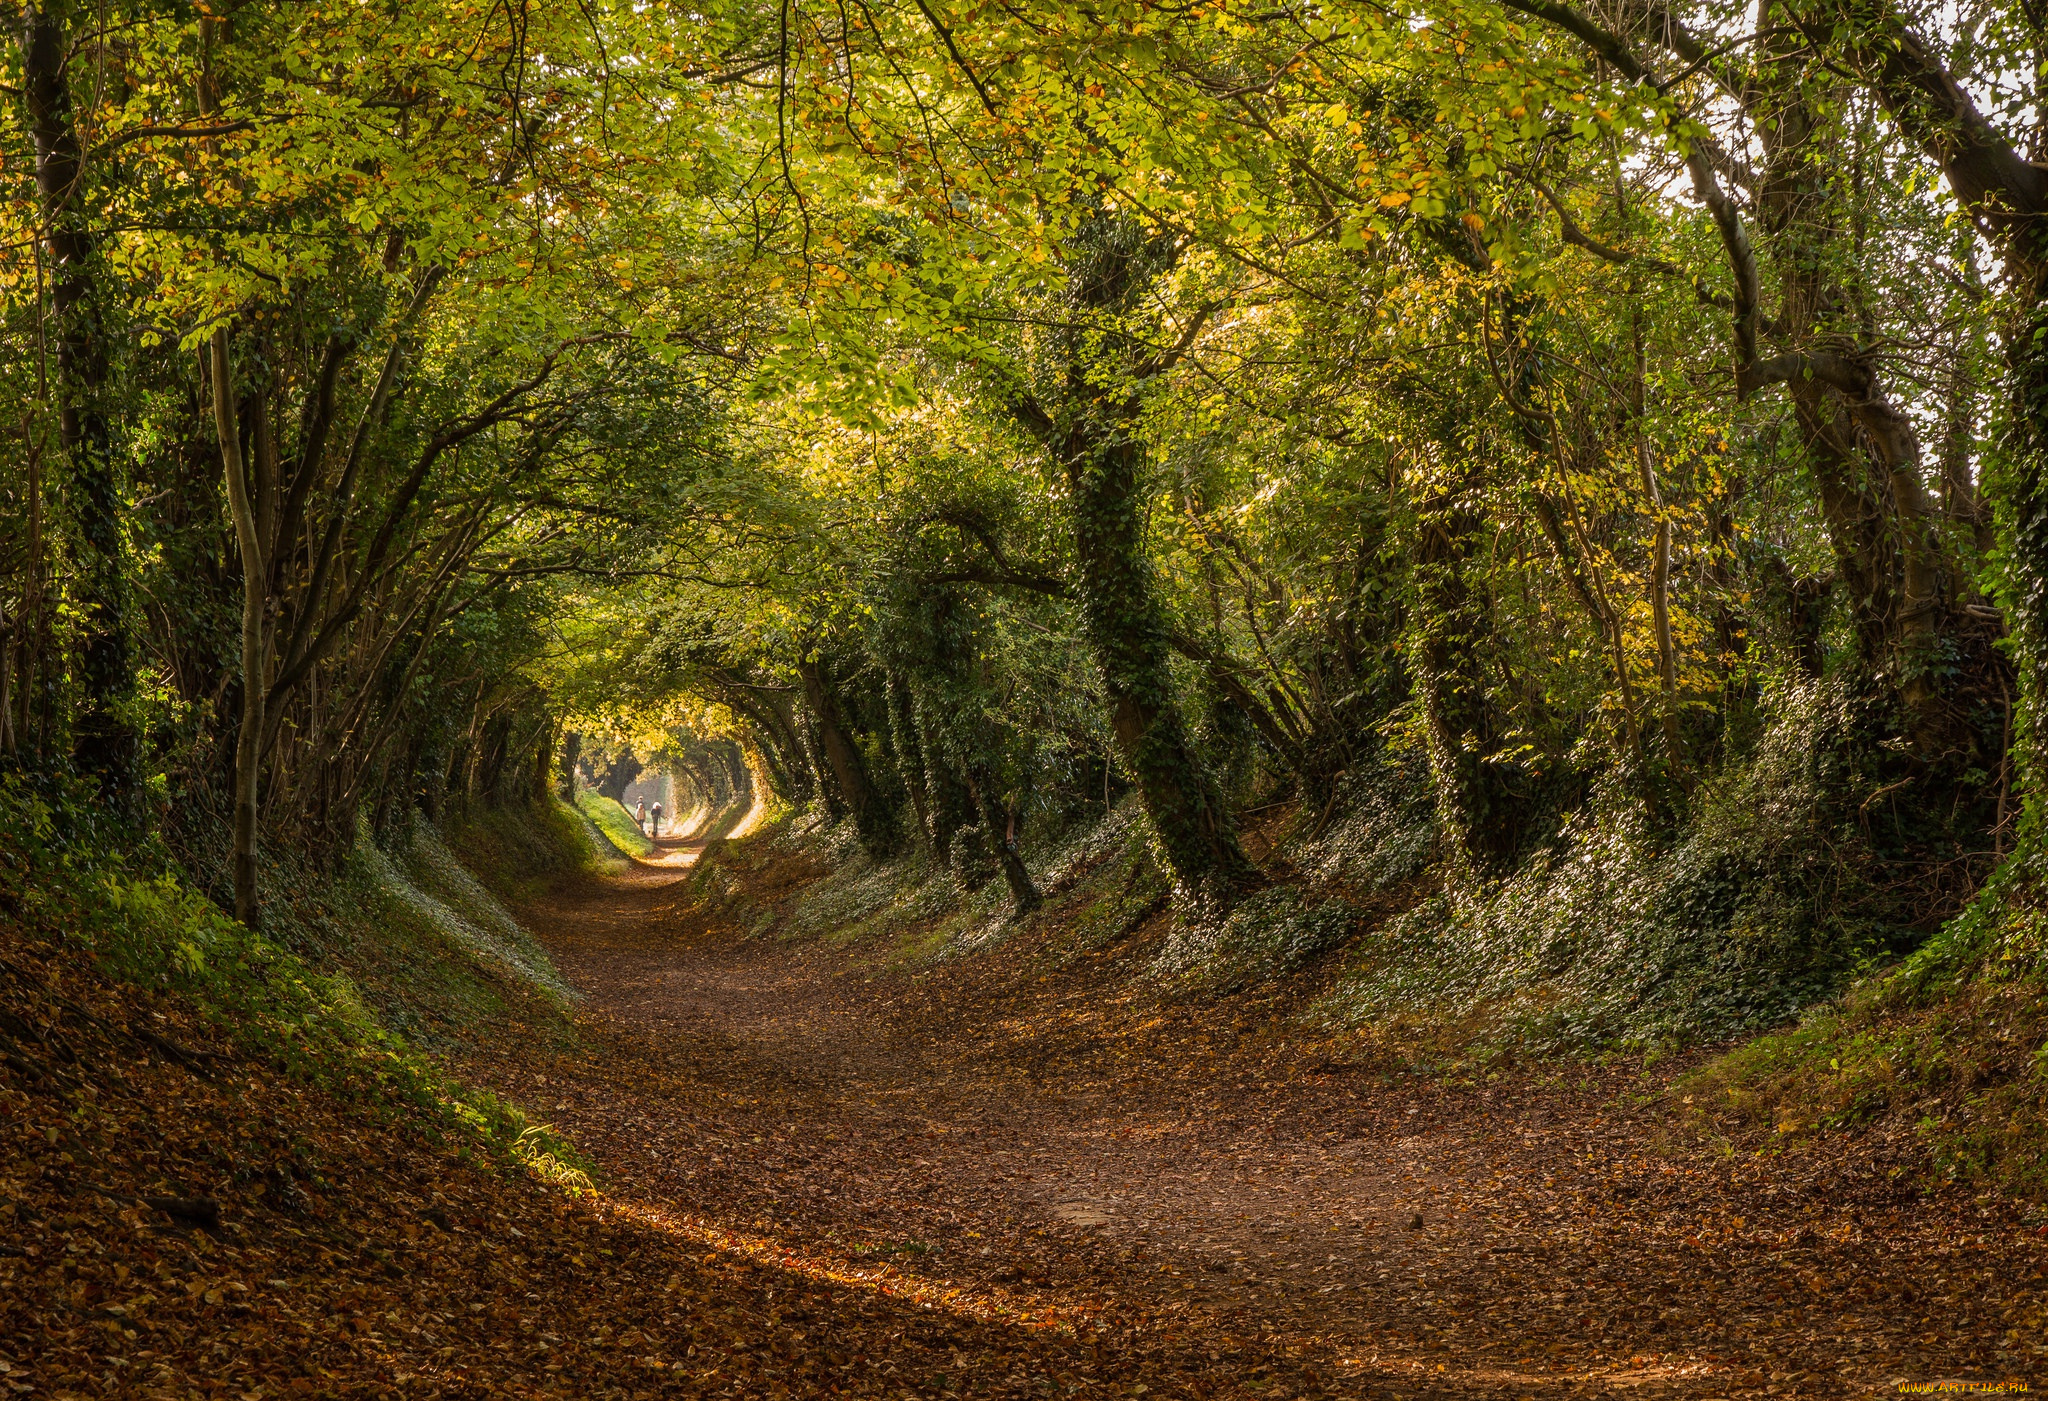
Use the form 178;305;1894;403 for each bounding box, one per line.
690;793;760;846
675;756;2048;1202
576;789;657;857
1043;806;1171;962
700;792;1376;985
453;1087;596;1191
565;802;633;872
711;709;1921;1051
0;776;593;1191
681;686;2037;1200
332;821;577;1039
733;719;1906;1047
443;795;616;900
1155;886;1357;994
1682;852;2048;1202
1310;686;1934;1057
709;797;1160;966
785;841;977;952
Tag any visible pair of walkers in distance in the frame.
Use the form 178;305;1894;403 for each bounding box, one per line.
635;798;664;837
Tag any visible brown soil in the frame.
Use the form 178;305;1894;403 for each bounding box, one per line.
454;823;2048;1399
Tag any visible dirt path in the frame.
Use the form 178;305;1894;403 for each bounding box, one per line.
462;827;2048;1400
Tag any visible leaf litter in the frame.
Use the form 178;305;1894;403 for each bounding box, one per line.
6;829;2048;1399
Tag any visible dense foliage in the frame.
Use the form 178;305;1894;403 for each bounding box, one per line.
4;0;2044;1032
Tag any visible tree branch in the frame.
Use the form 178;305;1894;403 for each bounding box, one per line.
906;0;1002;122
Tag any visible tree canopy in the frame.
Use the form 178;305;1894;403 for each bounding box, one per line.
4;0;2044;968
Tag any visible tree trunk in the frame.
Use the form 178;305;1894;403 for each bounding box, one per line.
530;730;551;803
476;712;513;803
967;764;1040;915
913;692;974;864
559;729;582;802
759;688;818;805
725;687;809;805
886;672;934;852
597;752;642;802
1632;318;1684;774
1057;414;1257;906
997;214;1257;910
2006;290;2048;817
757;739;796;802
0;612;12;757
1744;43;1960;712
1780;0;2047;802
21;1;135;807
741;713;798;802
1410;460;1521;871
798;656;898;856
723;741;754;814
1943;368;1992;556
209;328;267;927
803;713;846;819
1706;469;1753;710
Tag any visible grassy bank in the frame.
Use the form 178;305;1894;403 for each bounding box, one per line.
444;794;618;902
576;789;657;857
0;778;596;1179
1681;877;2048;1200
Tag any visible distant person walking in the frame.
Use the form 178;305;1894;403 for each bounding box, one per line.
635;798;646;832
650;801;663;837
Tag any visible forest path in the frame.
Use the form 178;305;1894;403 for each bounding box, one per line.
460;835;2042;1400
